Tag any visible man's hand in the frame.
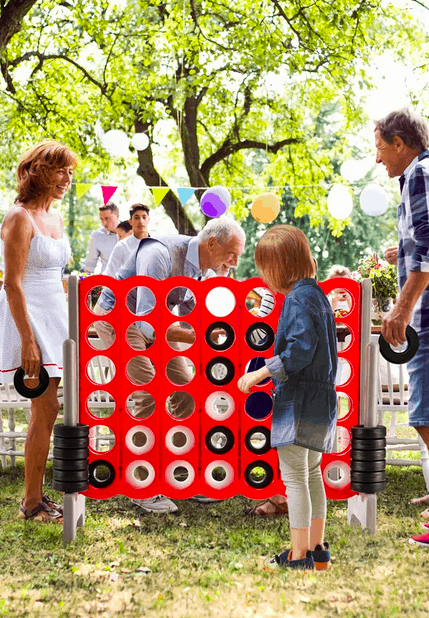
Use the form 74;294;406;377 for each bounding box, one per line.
383;246;398;266
210;328;227;344
381;303;412;346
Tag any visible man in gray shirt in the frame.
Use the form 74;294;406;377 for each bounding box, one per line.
93;217;245;513
84;202;120;273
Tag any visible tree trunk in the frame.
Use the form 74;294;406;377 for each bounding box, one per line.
0;0;39;58
134;115;197;235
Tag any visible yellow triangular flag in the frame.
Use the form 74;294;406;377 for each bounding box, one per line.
151;187;170;205
75;183;92;199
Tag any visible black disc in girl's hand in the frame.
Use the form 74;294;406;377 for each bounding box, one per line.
13;366;50;398
378;325;419;365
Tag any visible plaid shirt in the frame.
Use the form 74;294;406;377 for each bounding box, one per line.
398;150;429;331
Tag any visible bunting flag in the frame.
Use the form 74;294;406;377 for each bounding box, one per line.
177;187;196;206
75;183;92;200
101;185;118;205
151;187;170;205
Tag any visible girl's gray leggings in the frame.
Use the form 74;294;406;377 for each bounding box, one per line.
277;444;327;529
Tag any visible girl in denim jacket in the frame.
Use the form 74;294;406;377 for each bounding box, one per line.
238;225;338;571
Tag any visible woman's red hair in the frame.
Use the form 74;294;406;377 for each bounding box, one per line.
15;139;78;203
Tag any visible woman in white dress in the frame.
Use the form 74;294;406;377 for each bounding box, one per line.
0;140;77;522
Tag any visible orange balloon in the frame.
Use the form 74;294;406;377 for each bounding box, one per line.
250;193;280;223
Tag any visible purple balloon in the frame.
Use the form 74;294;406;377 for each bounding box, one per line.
200;186;231;217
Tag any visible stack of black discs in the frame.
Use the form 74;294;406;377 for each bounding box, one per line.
52;424;90;493
350;425;387;493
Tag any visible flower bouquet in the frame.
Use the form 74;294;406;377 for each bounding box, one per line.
354;253;398;324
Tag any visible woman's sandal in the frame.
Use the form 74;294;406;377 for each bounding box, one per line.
245;498;289;517
19;500;63;523
42;494;63;515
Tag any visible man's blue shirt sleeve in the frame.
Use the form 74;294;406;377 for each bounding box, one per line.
410;166;429;272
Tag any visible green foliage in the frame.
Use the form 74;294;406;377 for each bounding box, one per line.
0;0;425;234
236;185;398;282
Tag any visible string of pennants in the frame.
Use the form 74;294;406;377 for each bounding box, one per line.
75;184;281;222
75;184;177;206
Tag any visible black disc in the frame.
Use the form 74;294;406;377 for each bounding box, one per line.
350;479;387;494
53;436;90;450
378;325;419;364
350;459;386;472
351;425;386;440
205;426;235;454
352;438;386;451
53;424;89;438
205;357;235;386
52;479;89;493
205;322;235;351
13;366;50;399
351;470;386;484
245;323;275;352
53;447;89;461
88;459;116;489
53;469;89;482
244;426;271;455
244;461;274;489
351;448;386;461
53;458;89;471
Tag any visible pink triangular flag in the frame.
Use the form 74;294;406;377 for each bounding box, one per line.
101;185;118;205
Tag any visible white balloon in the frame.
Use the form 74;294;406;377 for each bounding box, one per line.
131;133;150;151
360;183;389;216
340;157;374;183
340;160;363;183
101;129;130;157
327;184;353;220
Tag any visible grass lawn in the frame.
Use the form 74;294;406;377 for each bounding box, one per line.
0;463;429;618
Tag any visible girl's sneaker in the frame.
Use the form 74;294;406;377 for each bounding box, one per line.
421;522;429;531
312;542;331;571
268;549;315;571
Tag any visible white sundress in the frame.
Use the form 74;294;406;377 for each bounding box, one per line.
0;209;71;383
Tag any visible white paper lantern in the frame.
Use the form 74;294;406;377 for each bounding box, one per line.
131;133;150;151
360;183;389;217
101;129;130;157
327;184;353;220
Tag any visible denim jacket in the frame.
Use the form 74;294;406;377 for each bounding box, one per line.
265;278;338;453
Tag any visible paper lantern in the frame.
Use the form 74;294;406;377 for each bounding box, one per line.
101;130;130;158
131;133;150;151
250;193;280;224
327;184;353;220
200;186;231;217
360;183;389;217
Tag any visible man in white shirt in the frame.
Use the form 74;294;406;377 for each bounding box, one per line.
84;202;120;273
104;204;150;277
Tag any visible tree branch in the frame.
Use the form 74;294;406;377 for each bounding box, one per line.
201;136;302;179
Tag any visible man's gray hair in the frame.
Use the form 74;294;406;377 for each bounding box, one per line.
375;108;429;152
198;217;245;245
